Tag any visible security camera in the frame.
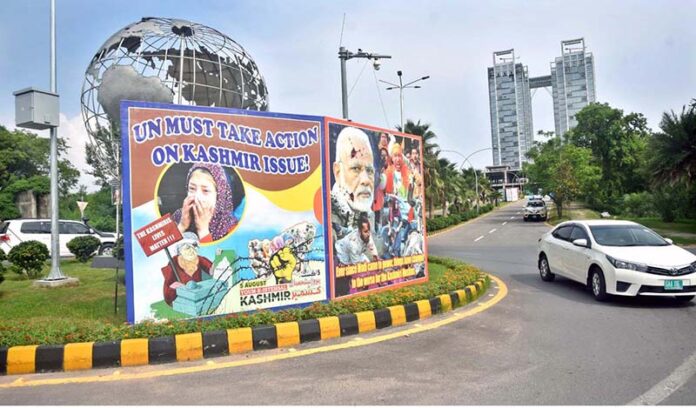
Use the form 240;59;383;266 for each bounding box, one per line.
373;59;381;71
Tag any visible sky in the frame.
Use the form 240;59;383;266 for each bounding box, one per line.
1;0;695;190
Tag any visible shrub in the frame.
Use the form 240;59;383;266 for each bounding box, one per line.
66;236;102;263
620;192;656;218
8;240;49;279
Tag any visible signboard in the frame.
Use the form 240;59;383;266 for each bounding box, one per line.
324;119;428;299
122;101;328;323
121;102;428;323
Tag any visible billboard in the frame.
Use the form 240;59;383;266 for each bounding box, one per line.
121;102;428;323
324;119;428;299
122;102;328;323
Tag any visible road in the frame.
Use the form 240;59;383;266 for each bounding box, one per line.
2;201;695;404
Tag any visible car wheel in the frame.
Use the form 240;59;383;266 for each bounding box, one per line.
675;295;695;303
590;268;609;301
99;243;114;257
539;255;555;282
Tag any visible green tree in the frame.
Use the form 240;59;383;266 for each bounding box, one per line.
647;101;696;187
85;123;121;186
0;126;79;220
566;103;650;211
525;138;601;218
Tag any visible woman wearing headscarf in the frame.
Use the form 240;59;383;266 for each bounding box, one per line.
173;163;238;243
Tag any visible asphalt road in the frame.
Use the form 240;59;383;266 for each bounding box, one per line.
2;201;695;404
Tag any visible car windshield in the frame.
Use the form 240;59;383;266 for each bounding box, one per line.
589;225;669;247
527;201;544;207
0;222;7;234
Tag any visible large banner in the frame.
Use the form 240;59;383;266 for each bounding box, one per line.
324;119;428;299
121;102;428;323
122;102;328;323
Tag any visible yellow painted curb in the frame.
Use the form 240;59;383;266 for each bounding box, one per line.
7;345;37;375
275;322;301;348
63;342;93;371
175;333;203;362
227;328;253;354
354;311;377;333
439;294;452;312
317;316;340;340
388;305;407;326
120;339;149;367
415;300;432;319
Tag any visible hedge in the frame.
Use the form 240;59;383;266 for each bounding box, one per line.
0;257;489;347
426;204;495;232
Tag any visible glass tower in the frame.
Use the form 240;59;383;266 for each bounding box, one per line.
551;38;596;136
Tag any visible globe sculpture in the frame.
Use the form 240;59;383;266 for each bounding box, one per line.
81;17;269;140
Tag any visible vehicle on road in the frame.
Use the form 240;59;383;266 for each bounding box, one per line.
523;199;548;222
537;220;696;302
0;219;116;257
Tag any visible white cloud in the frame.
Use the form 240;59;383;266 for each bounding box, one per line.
58;113;101;192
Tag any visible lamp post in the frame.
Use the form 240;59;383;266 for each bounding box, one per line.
380;71;430;131
441;148;493;214
338;47;391;120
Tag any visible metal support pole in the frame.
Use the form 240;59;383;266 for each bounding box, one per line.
399;75;404;131
114;178;120;314
340;46;349;119
474;168;479;214
47;0;64;280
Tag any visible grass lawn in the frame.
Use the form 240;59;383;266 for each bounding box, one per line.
546;202;696;246
0;260;127;323
0;256;484;347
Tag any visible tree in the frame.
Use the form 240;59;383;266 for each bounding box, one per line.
647;101;696;187
0;126;79;220
85;122;121;186
566;103;650;211
525;137;601;218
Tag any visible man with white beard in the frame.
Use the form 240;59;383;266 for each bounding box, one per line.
330;127;376;242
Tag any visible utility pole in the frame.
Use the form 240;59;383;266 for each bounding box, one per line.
338;47;391;120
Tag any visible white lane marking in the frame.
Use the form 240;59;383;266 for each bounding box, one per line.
516;211;521;214
510;216;515;220
629;349;696;405
489;229;497;234
502;221;507;226
474;235;484;242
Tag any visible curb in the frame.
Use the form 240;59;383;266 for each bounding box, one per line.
0;276;490;376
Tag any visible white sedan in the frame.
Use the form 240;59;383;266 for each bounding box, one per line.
537;220;696;302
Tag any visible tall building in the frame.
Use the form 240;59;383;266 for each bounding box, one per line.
487;49;534;171
487;38;597;170
551;38;596;136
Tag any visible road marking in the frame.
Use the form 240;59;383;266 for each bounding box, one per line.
502;222;507;226
488;229;497;234
0;276;509;389
474;235;484;242
510;216;515;220
629;349;696;405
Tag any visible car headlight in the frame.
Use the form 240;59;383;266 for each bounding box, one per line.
606;255;648;272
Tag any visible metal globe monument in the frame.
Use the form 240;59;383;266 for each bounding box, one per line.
80;17;270;180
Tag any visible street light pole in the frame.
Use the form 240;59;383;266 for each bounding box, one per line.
441;148;493;214
338;47;391;120
47;0;64;280
380;71;430;131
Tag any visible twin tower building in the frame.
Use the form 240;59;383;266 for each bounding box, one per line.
487;38;596;171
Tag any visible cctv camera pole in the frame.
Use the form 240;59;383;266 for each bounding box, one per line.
338;47;391;120
380;71;430;131
47;0;64;281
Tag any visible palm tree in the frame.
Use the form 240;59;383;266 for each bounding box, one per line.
649;102;696;186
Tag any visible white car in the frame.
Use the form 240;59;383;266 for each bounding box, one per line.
0;219;116;257
537;220;696;302
524;199;548;222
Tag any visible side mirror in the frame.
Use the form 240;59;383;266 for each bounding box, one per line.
572;238;589;248
664;238;673;245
